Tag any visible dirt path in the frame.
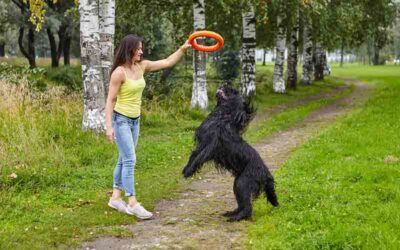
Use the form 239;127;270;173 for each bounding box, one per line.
80;80;372;250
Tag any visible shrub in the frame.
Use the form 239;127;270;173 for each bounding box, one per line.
45;66;82;91
0;62;47;91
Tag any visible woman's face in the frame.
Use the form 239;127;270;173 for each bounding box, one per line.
132;42;143;62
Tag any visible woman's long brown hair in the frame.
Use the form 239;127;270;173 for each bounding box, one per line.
110;34;144;75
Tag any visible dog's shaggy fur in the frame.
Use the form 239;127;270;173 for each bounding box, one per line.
182;85;279;221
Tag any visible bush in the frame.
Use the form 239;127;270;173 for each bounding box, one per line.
0;62;47;91
45;66;82;91
0;62;83;91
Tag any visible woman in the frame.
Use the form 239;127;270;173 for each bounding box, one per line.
105;34;191;219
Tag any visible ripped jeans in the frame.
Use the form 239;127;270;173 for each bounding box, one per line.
112;111;140;197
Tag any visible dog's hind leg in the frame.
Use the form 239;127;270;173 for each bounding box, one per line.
227;175;253;222
222;208;240;217
222;176;243;217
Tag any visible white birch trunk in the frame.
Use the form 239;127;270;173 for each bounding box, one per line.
191;0;208;109
273;12;286;93
99;0;115;97
79;0;115;131
300;12;313;85
240;4;256;97
287;7;299;89
314;42;324;81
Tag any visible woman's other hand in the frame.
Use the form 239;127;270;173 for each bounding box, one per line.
106;127;115;143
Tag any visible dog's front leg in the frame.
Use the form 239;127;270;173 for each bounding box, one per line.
182;149;201;177
183;141;215;178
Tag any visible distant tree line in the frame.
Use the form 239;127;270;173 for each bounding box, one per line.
0;0;398;130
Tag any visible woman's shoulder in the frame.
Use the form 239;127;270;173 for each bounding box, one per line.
113;66;126;76
138;60;148;72
114;65;126;73
111;66;126;82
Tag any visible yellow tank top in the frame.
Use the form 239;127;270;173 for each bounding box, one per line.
114;65;146;118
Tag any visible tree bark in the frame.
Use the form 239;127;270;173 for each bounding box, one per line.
300;11;313;85
373;43;380;65
240;3;256;97
314;43;324;81
99;0;115;97
287;7;299;90
262;49;266;66
57;24;67;64
47;28;59;67
27;28;36;68
13;0;35;67
79;0;112;131
273;5;286;94
63;33;71;65
191;0;208;109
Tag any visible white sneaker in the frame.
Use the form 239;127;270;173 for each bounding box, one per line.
125;203;153;219
108;198;128;213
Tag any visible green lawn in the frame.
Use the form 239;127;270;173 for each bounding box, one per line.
0;63;349;249
247;64;400;249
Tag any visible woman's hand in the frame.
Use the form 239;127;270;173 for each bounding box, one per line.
180;40;192;52
106;127;115;143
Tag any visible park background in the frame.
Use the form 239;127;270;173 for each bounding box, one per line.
0;0;400;249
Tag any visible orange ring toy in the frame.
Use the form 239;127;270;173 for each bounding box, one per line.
188;31;224;52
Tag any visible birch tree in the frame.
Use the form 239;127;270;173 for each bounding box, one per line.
313;42;325;81
99;0;115;96
79;0;115;131
240;0;256;97
286;2;299;89
300;7;313;85
272;0;286;93
191;0;208;109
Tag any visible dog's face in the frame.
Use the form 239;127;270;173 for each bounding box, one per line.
216;85;240;104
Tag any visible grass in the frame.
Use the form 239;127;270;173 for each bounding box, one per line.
247;64;400;249
246;79;353;143
0;61;348;249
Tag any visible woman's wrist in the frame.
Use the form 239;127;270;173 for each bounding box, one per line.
179;46;187;53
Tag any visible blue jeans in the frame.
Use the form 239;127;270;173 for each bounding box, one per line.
112;112;140;197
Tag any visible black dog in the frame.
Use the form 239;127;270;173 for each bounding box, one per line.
182;85;279;221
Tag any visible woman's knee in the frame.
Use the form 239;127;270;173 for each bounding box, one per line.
121;154;136;167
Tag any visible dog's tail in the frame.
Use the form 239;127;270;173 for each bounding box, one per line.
265;178;279;207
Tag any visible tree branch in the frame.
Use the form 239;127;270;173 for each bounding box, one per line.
11;0;23;9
